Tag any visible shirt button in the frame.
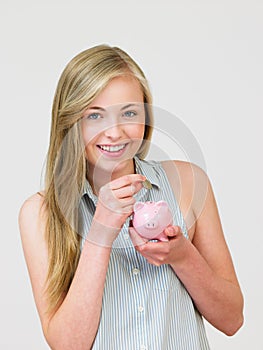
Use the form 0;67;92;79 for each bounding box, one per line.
132;268;140;275
140;345;147;350
123;233;129;240
138;305;144;313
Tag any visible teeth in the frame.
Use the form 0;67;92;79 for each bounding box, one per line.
99;144;126;152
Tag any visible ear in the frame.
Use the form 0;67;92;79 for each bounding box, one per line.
134;202;144;212
156;200;168;208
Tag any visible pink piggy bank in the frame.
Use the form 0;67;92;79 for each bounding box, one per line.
132;201;173;241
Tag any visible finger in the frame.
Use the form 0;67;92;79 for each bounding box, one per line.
103;198;135;214
164;225;181;238
129;227;148;247
109;205;135;216
113;181;143;199
109;174;146;190
119;196;136;206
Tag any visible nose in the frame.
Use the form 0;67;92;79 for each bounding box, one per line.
104;123;124;140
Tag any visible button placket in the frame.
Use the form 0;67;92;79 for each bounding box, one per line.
123;233;130;240
119;220;132;247
122;218;147;350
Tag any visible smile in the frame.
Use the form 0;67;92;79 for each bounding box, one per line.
97;144;127;153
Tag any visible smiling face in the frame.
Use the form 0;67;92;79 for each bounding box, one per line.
81;76;145;181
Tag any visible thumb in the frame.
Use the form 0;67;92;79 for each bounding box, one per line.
164;225;180;238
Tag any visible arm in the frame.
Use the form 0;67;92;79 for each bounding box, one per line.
130;162;244;336
175;163;244;335
19;196;113;350
19;174;145;350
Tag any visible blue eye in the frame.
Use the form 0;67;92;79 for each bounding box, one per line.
87;113;101;120
123;111;137;118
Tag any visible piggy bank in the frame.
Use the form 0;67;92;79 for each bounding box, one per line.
132;201;173;241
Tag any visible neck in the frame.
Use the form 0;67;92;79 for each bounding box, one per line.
87;158;135;195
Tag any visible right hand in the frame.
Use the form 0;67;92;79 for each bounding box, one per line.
89;174;146;247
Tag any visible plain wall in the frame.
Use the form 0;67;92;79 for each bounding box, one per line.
1;0;262;349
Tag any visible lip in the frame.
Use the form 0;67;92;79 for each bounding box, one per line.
96;143;128;158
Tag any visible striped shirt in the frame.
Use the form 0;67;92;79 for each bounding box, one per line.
79;157;210;350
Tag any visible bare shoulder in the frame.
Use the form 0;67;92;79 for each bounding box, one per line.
161;159;209;202
162;159;208;183
161;160;209;239
19;192;47;241
20;192;45;207
19;192;46;217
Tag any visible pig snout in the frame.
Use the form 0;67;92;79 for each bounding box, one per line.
145;219;159;230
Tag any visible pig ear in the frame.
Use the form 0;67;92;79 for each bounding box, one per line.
156;200;168;207
134;202;144;212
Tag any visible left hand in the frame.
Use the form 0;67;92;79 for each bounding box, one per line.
129;225;189;266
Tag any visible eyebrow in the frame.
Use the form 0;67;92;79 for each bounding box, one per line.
120;103;139;110
86;106;106;111
86;103;140;111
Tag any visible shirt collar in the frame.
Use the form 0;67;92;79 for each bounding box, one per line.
82;156;160;202
82;178;98;203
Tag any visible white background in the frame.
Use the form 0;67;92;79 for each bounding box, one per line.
1;0;262;349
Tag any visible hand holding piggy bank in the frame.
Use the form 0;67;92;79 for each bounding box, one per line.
132;201;173;241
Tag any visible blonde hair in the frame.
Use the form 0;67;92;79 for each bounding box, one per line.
44;44;154;313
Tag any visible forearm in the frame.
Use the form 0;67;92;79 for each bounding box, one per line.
171;240;244;336
45;224;115;350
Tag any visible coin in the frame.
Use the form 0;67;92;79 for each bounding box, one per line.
142;179;152;189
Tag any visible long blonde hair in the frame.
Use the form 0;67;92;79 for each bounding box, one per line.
44;44;154;313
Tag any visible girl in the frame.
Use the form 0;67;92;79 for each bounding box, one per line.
19;45;243;349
